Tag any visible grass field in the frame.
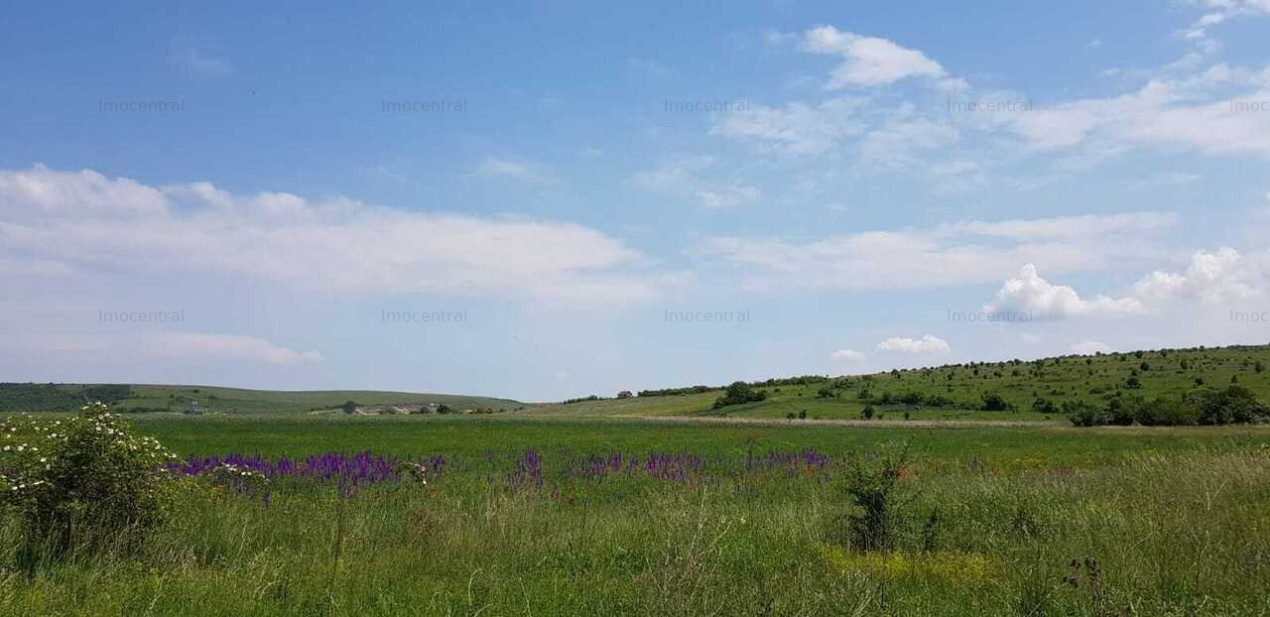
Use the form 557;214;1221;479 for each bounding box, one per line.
1;414;1269;615
2;345;1270;615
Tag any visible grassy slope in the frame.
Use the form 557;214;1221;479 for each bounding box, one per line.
538;344;1270;421
120;384;522;414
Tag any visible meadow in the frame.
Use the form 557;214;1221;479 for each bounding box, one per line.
2;345;1269;615
1;412;1269;616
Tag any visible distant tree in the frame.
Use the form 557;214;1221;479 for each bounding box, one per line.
861;405;875;420
341;400;357;414
1126;376;1143;389
1256;361;1265;374
712;381;767;409
1032;397;1059;414
436;403;453;415
980;393;1010;412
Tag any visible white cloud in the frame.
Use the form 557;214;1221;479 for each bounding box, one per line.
628;157;762;209
1010;72;1270;157
983;248;1269;322
697;186;762;209
711;96;869;155
1132;247;1266;305
1070;340;1114;355
474;157;559;185
856;116;960;170
172;47;234;76
801;26;951;88
1182;0;1270;41
694;212;1174;292
984;264;1146;320
830;349;865;363
1128;172;1203;189
0;165;674;303
142;333;323;365
876;335;951;354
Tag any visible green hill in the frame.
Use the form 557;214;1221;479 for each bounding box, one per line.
539;344;1270;422
0;383;521;415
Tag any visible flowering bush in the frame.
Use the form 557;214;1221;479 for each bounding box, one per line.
0;402;178;553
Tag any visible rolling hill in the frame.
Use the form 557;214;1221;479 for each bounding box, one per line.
0;383;522;414
537;343;1270;422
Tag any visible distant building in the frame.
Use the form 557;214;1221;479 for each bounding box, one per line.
617;390;633;399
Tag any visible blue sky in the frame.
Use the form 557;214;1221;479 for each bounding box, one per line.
1;1;1268;401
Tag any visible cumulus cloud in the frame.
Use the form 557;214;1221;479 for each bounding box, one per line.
1133;247;1266;304
830;349;866;363
985;264;1146;320
0;165;674;303
800;25;953;89
983;248;1269;322
875;335;950;354
1070;340;1114;355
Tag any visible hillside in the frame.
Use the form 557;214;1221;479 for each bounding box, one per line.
540;344;1270;422
0;383;522;414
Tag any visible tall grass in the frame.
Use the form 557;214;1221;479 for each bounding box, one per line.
1;444;1268;615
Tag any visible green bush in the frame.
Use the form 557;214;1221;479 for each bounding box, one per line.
980;392;1011;411
837;442;909;551
0;402;178;555
712;382;767;409
1064;400;1107;427
1137;396;1199;426
1194;385;1269;425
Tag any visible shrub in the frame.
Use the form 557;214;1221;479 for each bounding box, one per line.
1032;397;1059;414
0;402;178;555
838;442;909;551
712;381;768;409
1195;385;1269;425
861;406;875;420
981;393;1011;412
1064;400;1107;427
1137;396;1198;426
1106;396;1142;426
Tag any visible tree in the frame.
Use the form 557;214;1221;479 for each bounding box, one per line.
341;400;357;414
712;382;767;409
980;392;1010;411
